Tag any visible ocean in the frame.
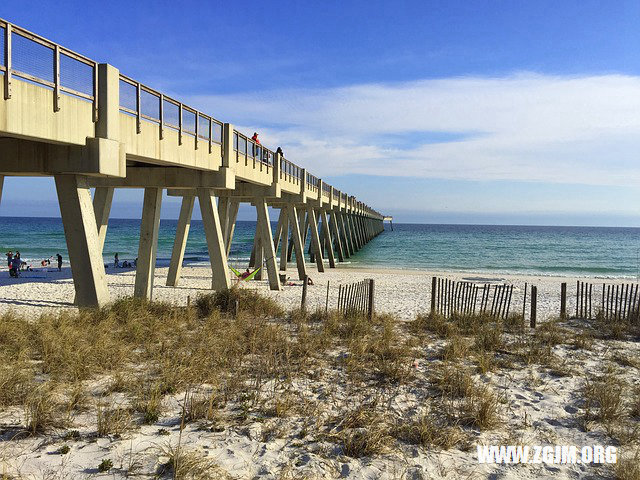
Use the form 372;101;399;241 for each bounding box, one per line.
0;218;639;279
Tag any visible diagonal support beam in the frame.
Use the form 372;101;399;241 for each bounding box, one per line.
197;188;231;291
55;175;110;307
306;207;324;273
255;198;281;290
287;204;307;280
320;210;336;268
329;211;345;262
166;195;195;287
93;187;114;254
279;209;289;271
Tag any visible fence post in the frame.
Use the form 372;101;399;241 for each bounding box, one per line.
325;280;330;313
560;282;567;319
530;286;537;328
431;276;436;315
301;274;308;312
367;278;375;319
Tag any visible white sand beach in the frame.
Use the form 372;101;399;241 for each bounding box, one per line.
0;263;634;321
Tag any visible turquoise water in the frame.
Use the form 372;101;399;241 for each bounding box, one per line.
1;218;639;279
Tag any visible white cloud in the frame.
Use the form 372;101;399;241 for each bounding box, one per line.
188;73;640;186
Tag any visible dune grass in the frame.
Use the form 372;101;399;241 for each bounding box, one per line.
0;287;638;477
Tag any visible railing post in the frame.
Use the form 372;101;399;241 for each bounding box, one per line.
222;123;234;167
4;23;11;100
194;112;199;150
135;82;141;134
178;103;183;145
273;150;281;185
53;45;60;112
96;64;120;141
159;94;164;140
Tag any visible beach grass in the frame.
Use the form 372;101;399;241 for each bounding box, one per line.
0;287;638;478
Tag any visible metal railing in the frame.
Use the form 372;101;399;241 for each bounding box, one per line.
1;18;98;120
118;74;223;151
306;172;319;192
232;130;273;169
280;157;301;183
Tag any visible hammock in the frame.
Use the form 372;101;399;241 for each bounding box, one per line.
230;266;261;282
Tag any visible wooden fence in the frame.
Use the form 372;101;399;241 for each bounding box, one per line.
430;277;514;320
571;281;640;321
338;278;375;318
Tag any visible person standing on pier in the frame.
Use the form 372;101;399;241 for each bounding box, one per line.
251;132;260;144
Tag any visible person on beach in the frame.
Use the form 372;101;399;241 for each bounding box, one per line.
56;253;62;271
251;132;260;145
6;251;13;268
241;268;251;279
114;253;119;268
307;276;314;286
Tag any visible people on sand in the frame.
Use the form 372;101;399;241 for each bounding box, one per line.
307;276;314;286
114;253;119;268
241;268;251;279
251;132;260;145
56;253;62;272
6;251;13;267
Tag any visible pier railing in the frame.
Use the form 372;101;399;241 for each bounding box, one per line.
1;19;98;118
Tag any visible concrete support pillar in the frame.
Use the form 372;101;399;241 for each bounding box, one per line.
349;214;360;251
166;195;195;287
255;198;281;290
55;175;110;307
273;208;286;252
279;209;289;271
225;200;239;257
339;212;352;257
329;211;345;262
288;207;304;262
217;196;230;243
197;188;231;291
249;222;258;268
287;204;307;280
93;187;114;253
134;188;162;299
306;207;324;273
320;210;336;268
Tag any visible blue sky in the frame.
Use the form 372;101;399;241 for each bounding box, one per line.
1;1;640;225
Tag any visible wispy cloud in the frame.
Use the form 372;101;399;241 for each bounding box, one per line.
188;73;640;186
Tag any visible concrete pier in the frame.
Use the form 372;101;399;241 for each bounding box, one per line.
0;17;387;306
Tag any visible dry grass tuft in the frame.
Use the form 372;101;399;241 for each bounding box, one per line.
195;287;284;318
158;445;232;479
582;375;627;425
24;384;68;434
96;401;133;436
456;385;502;430
392;413;467;450
432;363;474;398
